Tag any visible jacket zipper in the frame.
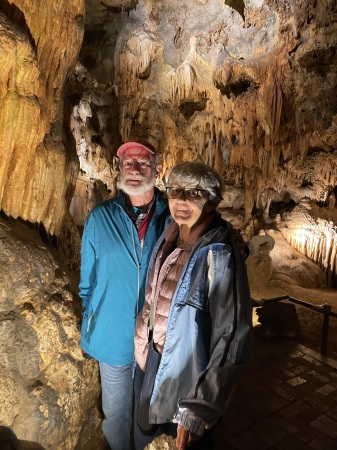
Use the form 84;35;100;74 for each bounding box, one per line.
86;218;141;334
130;220;142;315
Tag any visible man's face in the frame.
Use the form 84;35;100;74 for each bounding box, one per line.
118;147;158;196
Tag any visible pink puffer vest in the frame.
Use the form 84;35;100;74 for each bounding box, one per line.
134;216;214;371
134;223;192;371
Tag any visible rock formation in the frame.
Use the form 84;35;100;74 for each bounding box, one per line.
0;217;103;449
0;0;83;236
0;1;104;449
72;0;337;283
0;0;336;448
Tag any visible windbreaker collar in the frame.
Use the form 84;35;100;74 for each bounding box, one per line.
115;187;168;216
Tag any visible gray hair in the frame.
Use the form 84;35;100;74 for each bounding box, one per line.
167;161;223;206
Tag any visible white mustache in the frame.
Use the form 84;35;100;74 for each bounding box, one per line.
124;174;146;182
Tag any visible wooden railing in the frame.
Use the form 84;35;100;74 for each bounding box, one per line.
252;295;337;355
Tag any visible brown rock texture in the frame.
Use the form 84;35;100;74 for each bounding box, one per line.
71;0;337;281
0;216;104;449
144;434;176;450
111;0;336;193
0;1;84;236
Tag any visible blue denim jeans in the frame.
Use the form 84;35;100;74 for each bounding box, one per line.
99;362;133;450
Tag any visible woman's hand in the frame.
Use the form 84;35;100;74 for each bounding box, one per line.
176;424;201;450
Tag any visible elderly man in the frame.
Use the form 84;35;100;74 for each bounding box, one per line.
79;138;169;450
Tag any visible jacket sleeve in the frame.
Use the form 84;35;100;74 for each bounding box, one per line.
176;244;253;430
78;212;96;326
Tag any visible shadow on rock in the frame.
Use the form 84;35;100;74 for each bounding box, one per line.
19;442;46;450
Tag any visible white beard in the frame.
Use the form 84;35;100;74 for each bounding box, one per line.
118;173;156;196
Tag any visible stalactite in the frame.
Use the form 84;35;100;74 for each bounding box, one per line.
269;143;281;174
260;188;276;219
282;212;337;287
187;113;214;154
264;73;283;141
115;29;158;139
259;149;270;178
109;0;337;232
220;134;231;164
328;234;337;286
163;62;198;105
0;1;83;237
125;32;156;78
274;167;287;192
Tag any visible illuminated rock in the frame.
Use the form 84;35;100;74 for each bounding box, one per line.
0;1;84;236
0;217;103;449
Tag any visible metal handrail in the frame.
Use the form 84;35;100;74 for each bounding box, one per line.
252;295;337;355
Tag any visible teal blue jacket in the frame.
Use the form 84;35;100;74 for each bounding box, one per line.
79;188;169;365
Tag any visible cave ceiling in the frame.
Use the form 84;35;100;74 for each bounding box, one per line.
73;0;337;228
0;0;336;281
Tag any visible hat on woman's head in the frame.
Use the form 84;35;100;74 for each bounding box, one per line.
117;138;156;157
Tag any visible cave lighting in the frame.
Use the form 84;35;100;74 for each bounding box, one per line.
287;219;337;285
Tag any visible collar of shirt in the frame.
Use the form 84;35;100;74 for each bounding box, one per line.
126;197;155;226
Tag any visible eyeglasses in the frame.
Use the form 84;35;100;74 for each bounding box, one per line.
120;158;154;170
165;186;209;201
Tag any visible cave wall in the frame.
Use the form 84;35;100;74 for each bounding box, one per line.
0;1;106;448
0;3;336;262
0;217;103;449
71;0;337;279
0;0;84;236
76;0;337;212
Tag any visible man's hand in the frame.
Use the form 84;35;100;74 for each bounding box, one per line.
176;424;201;450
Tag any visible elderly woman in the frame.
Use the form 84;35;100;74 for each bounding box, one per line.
133;161;252;450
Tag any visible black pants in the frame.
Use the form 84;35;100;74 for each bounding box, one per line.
133;364;214;450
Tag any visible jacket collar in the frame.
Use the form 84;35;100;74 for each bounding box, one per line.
115;187;168;216
164;213;216;248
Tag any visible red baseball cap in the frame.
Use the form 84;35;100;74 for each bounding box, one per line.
117;138;156;157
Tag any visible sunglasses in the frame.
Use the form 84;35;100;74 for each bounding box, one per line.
165;186;209;201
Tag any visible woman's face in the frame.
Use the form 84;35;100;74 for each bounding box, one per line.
167;185;212;229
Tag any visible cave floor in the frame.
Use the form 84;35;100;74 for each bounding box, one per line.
21;284;337;450
214;331;337;450
251;286;337;360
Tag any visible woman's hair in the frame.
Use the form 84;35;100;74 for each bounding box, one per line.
167;161;223;206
